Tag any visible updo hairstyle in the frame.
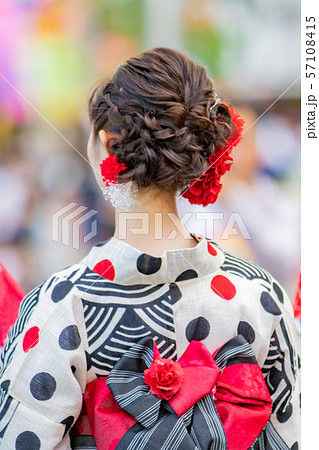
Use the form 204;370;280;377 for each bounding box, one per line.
88;47;237;192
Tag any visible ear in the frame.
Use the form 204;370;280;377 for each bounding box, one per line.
98;130;114;152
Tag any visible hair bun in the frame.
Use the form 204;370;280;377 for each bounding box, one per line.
88;48;238;192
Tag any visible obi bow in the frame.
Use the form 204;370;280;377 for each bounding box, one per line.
83;335;272;450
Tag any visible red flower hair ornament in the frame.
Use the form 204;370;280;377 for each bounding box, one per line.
100;153;127;187
181;106;245;206
99;105;245;206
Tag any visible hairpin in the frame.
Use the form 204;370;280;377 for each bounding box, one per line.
209;97;221;113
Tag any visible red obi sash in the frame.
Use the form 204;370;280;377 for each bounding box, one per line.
81;335;272;450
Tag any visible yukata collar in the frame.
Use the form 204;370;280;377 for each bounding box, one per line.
80;233;225;285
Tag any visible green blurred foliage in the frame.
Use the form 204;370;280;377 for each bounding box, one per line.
93;0;144;44
184;27;226;78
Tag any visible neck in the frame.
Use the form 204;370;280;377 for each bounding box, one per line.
113;186;197;257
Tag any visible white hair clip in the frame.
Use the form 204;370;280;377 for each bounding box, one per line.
101;181;139;212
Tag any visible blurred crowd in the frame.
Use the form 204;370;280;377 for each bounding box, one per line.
0;0;300;298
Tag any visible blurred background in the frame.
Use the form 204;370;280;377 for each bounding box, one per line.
0;0;300;297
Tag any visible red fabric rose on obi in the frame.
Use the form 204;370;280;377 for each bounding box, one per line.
144;358;184;400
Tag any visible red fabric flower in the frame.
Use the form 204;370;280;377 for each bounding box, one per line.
144;358;184;400
181;106;245;206
100;154;127;187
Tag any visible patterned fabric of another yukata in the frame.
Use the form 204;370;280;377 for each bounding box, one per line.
0;233;300;449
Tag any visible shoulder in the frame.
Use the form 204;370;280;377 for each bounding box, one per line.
40;263;88;303
211;244;300;363
15;264;88;314
0;262;90;378
220;248;273;285
9;263;89;342
211;242;295;320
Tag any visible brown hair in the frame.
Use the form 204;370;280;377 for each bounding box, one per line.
88;47;237;191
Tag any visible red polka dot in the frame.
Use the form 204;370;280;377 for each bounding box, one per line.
23;326;40;352
207;241;217;256
93;259;115;280
211;275;236;300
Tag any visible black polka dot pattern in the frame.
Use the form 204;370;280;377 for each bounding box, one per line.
0;379;10;392
167;283;182;302
30;372;56;401
61;415;75;438
237;321;255;344
137;254;162;275
260;292;282;315
273;282;284;303
86;351;92;371
59;325;81;351
51;280;73;303
186;317;210;342
16;431;40;450
175;270;198;282
277;402;293;423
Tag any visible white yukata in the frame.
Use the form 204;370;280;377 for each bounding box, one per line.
0;233;300;449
